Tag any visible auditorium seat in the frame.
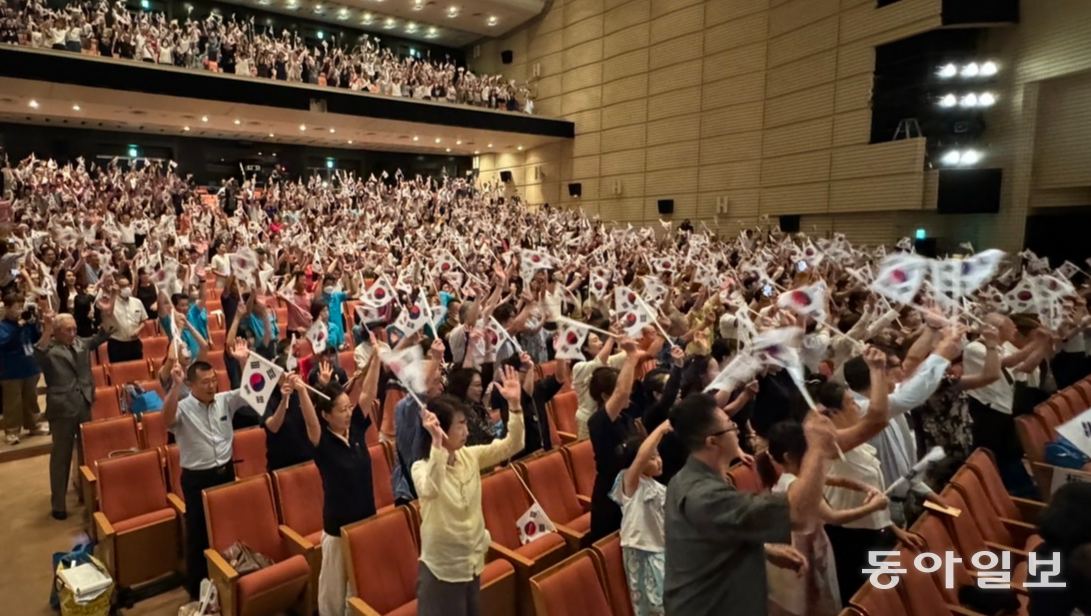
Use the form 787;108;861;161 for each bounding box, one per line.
271;462;324;590
232;427;268;479
850;575;910;616
141;336;171;362
908;513;977;605
546;391;578;442
530;550;614;616
890;545;982;616
371;443;396;514
92;450;181;590
210;329;227;351
727;462;763;493
537;360;557;380
964;448;1046;525
204;475;315;616
950;465;1040;550
92;386;122;420
517;450;591;551
561;439;594;502
91;364;108;387
481;467;569;616
165;445;186;516
108;359;153;385
206;352;227;374
590;533;635;616
80;415;140;516
139;410;169;450
338;351;356;376
1014;414;1050;463
1073;380;1091;410
137;320;159;339
1058;387;1085;422
381;388;405;441
934;487;1030;588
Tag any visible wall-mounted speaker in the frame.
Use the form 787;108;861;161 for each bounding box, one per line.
937;168;1002;214
657;199;674;214
500;170;513;183
779;214;801;233
501;50;514;64
568;183;582;197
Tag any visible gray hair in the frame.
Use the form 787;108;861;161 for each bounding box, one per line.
55;314;76;328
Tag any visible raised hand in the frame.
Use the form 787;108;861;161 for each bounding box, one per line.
619;336;639;355
863;346;887;370
670;345;685;367
317;361;334;386
496;365;523;404
171;362;185;386
230;338;250;363
422;408;445;444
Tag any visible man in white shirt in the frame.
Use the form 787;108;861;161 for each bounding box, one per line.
102;276;148;363
162;343;250;599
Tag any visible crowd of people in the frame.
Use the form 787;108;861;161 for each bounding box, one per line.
1;151;1090;616
0;0;535;113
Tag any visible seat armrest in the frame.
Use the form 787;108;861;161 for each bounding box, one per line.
558;431;578;444
93;513;117;578
92;512;115;538
1000;517;1037;545
967;570;1028;595
488;542;534;573
79;466;97;485
205;549;239;616
167;493;186;516
576;495;592;511
554;523;586;551
348;596;384;616
279;525;316;554
1011;496;1046;523
984;541;1029;561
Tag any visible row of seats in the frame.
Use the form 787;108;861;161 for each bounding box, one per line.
1015;376;1091;500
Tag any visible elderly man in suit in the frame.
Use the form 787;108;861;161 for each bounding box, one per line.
34;311;111;520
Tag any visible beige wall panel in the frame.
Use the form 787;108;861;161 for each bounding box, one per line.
768;0;839;38
833;74;873;114
650;4;706;46
536;97;563;117
836;43;873;79
828;174;923;212
601;123;649;152
705;0;768;27
766;50;838;100
603;48;651;80
762;117;833;157
698;130;764;164
502;29;530;60
536;74;563;99
830;139;925;181
528;29;564;60
604;0;636;11
603;23;650;59
502;63;529;84
761;150;832;187
649;59;704;96
565;109;603;133
648;86;702;121
701;102;765;138
526;143;563;165
648;115;701;146
1029;188;1091;208
763;83;835;128
565;15;605;48
598;197;644;221
573;132;603;157
696;190;758;218
565;0;606;27
698;160;763;192
601;150;647;175
603;74;650;105
760;182;829;214
653;0;705;18
646;140;700;171
1034;73;1091;189
703;41;767;83
701;71;767;111
602;99;649;130
536;52;565;78
646;167;699;195
767;17;838;68
832;110;871;147
604;0;651;35
478;153;498;172
563;63;605;93
569;155;602;180
562;87;604;114
499;166;526;186
601;173;647;197
868;17;940;47
839;0;941;45
798;215;835;236
704;12;768;56
536;3;566;34
563;40;605;70
650;32;704;71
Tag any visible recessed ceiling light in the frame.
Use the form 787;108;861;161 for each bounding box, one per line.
300;124;307;131
435;137;442;143
456;139;462;145
259;152;263;155
347;140;353;144
426;27;439;38
201;115;209;122
338;8;348;19
72;104;81;111
487;143;493;148
286;0;298;8
413;136;419;141
183;126;191;131
28;99;39;109
329;127;336;134
234;119;241;125
384;17;396;29
314;4;323;11
406;22;418;33
269;133;275;138
446;148;451;153
447;5;458;17
487;15;498;26
517;145;524;151
474;150;480;155
273;153;277;157
362;12;373;23
413;0;423;10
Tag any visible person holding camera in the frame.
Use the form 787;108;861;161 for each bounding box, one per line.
0;292;47;445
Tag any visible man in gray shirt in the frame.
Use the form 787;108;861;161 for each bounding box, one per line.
664;393;837;616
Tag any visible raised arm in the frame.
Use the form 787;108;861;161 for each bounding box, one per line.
837;348;890;453
471;366;526;468
787;412;838;530
264;377;294;434
623;421;672;497
958;325;1001;390
604;338;641;421
162;362;185;429
293;374;322;447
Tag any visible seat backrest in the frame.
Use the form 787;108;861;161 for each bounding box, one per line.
370;444;395;511
81;415;140;477
549;391;579;434
910;513;974;605
1015;414;1050;463
166;444;183;497
591;533;635;616
142;337;170;362
726;462;762;493
950;467;1013;546
964;449;1020;520
109;359;152;384
97;449;169;523
481;467;535;550
91;365;108;387
522;450;584;524
338;351;356;376
140;411;169;450
895;545;957;616
232;427;268;479
204;475;285;562
562;439;595;498
936;487;989;558
272;462;324;538
344;507;419;614
1060;388;1086;421
850;578;909;616
1074;381;1091;410
531;550;613;616
92;386;122;421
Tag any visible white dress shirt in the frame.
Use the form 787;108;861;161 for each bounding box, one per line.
170;390;248;470
574;352;627;439
109;296;149;341
824;444;892;530
963;341;1014;415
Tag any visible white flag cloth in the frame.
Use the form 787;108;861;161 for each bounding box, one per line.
520;249;555;282
958;249;1005;294
1003;278;1038;314
152;259;180;294
241;352;285;411
486;316;524;354
1055;408;1091;459
361;276;397;308
704;353;762;394
801;240;825;268
1036;274;1076;300
872;253;929;305
516;502;556;545
0;251;24;286
1058;261;1083;280
554;319;590;360
306;319;330;354
642;276;669;306
589;267;611;300
228;248;260;280
931;259;962;312
614;287;654;337
649;256;677;276
776;282;827;323
751;326;813;408
380;345;426;393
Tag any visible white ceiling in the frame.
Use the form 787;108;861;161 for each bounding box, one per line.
0;76;561;156
212;0;545;47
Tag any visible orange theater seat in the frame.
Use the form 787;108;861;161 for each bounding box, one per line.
547;391;578;442
109;359;153;384
481;467;568;616
80;415;141;529
850;577;909;616
530;550;614;616
140;411;169;450
727;462;763;493
964;448;1046;524
561;439;595;502
92;386;123;421
210;329;227;351
142;337;171;362
381;388;405;441
91;365;108;387
370;443;396;514
591;533;635;616
272;462;325;548
950;465;1039;551
204;476;315;616
164;445;186;517
517;451;591;550
1014;414;1051;463
232;427;268;479
338;351;356;376
93;450;181;590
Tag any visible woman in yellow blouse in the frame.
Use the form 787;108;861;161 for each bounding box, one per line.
412;365;526;616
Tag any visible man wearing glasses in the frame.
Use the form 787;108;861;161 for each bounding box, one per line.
664;393;839;616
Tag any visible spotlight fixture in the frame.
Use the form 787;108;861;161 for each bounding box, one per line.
317;30;324;39
406;22;418;33
446;148;452;153
425;27;438;39
517;145;524;151
980;61;998;77
28;99;39;109
347;140;353;144
978;92;996;107
941;150;961;165
941;149;982;166
487;143;493;148
938;94;957;108
338;8;348;20
413;0;423;10
183;126;191;131
362;13;373;24
413;136;419;141
435;137;442;144
286;0;298;9
487;15;498;26
72;104;81;111
269;133;275;137
961;150;981;165
474;150;480;155
234;119;241;125
447;5;458;17
384;17;396;29
961;62;980;78
329;127;336;134
960;93;978;107
456;139;462;145
314;4;323;12
937;63;957;78
300;124;307;131
201;115;209;122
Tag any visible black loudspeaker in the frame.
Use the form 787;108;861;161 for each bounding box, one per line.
657;199;674;214
778;214;801;233
501;50;514;64
937;168;1002;214
914;237;938;258
500;170;513;183
568;183;582;197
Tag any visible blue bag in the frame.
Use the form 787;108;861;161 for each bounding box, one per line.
50;543;95;610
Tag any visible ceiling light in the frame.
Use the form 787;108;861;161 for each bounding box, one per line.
140;0;149;9
406;22;418;33
980;61;998;77
426;27;439;38
273;153;277;157
517;145;524;151
314;4;323;12
446;148;452;153
329;127;336;134
362;13;373;24
456;139;462;145
978;92;996;107
487;15;498;26
939;94;957;108
234;119;241;125
71;104;81;111
413;0;423;10
937;63;957;78
960;149;981;165
201;115;209;122
447;5;458;17
183;126;191;132
961;62;980;78
300;124;307;131
258;0;269;4
413;136;419;141
28;99;39;109
474;150;480;155
941;150;961;166
435;137;442;143
960;93;978;107
269;133;275;138
259;152;263;156
286;0;298;9
384;17;396;29
317;30;324;39
338;8;348;19
347;140;353;144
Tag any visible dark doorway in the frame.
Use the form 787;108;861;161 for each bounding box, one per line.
1024;207;1091;266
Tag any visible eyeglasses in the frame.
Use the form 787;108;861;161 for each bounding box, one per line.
707;423;739;438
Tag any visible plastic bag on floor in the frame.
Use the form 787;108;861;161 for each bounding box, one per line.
178;579;219;615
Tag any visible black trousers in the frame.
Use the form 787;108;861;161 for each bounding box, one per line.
825;525;896;602
181;464;236;598
106;338;143;364
967;398;1022;464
